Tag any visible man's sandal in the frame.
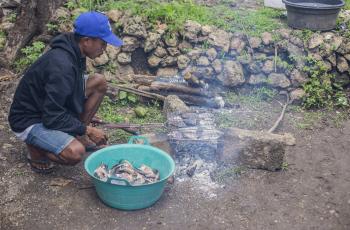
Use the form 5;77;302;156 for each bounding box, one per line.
27;154;55;174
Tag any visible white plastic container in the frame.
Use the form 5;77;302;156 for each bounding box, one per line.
264;0;286;9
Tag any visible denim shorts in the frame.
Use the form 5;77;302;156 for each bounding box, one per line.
25;123;75;155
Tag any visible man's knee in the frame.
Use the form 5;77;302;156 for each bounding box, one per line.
91;73;107;93
60;140;85;165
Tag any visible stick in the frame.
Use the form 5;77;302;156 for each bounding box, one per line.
274;45;278;73
268;91;289;133
109;84;166;101
150;82;211;97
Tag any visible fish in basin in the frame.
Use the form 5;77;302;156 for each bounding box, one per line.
94;160;160;185
94;163;109;182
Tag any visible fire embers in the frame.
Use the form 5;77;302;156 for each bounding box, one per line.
94;160;160;185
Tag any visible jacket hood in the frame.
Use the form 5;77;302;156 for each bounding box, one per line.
50;33;85;70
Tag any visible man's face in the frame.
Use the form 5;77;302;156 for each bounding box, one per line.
81;37;107;59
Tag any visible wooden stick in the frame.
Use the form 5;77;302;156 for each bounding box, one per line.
150;82;211;97
109;84;166;101
274;45;278;73
268;91;289;133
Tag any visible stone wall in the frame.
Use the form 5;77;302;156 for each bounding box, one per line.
2;6;350;102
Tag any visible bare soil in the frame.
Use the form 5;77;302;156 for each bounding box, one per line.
1;79;350;230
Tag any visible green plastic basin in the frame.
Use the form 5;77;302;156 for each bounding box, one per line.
84;136;175;210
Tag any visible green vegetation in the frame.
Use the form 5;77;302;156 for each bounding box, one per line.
46;22;58;32
0;30;6;50
63;0;284;35
281;162;289;171
216;87;279;129
14;41;46;72
293;29;314;44
97;96;165;125
224;87;278;107
302;56;349;109
7;13;17;23
274;56;294;71
109;129;132;144
292;109;325;130
345;0;350;10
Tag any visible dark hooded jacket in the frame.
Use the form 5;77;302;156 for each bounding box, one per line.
8;33;87;136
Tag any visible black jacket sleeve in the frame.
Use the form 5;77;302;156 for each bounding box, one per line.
42;59;86;136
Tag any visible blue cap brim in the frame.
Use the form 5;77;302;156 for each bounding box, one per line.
102;33;123;47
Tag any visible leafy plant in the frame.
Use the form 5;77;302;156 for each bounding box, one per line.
302;56;348;109
14;41;46;72
46;23;58;32
7;13;17;23
0;30;6;50
119;91;138;105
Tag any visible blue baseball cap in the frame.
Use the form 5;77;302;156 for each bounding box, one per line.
74;11;123;47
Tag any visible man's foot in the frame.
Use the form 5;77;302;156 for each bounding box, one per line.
26;151;55;174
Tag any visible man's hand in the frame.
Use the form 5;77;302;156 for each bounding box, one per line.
86;126;108;146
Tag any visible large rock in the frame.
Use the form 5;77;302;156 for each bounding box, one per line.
123;16;147;38
248;74;267;85
248;37;262;49
261;32;273;45
286;43;305;68
267;73;291;88
212;59;222;74
197;56;210;66
337;56;349;73
183;20;202;42
221;128;296;171
230;37;246;54
157;67;178;76
144;32;161;53
164;33;179;47
178;41;193;53
148;55;162;67
161;56;177;67
107;9;123;22
106;45;121;60
187;48;202;60
290;88;305;104
206;48;217;61
217;60;245;86
290;69;308;87
92;53;109;66
208;28;231;52
192;66;214;80
117;52;132;64
177;55;190;69
121;36;140;52
308;33;323;49
262;60;274;74
163;95;190;114
154;46;167;58
167;47;180;56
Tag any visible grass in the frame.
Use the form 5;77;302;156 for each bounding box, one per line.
223;87;278;109
345;0;350;10
66;0;285;36
97;96;165;125
215;87;280;129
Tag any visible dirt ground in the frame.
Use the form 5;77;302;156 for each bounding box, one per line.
1;79;350;230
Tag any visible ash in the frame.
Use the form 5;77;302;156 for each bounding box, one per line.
175;154;220;199
167;109;225;198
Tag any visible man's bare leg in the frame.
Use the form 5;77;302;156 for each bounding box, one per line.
27;139;85;168
80;73;107;125
78;73;107;149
